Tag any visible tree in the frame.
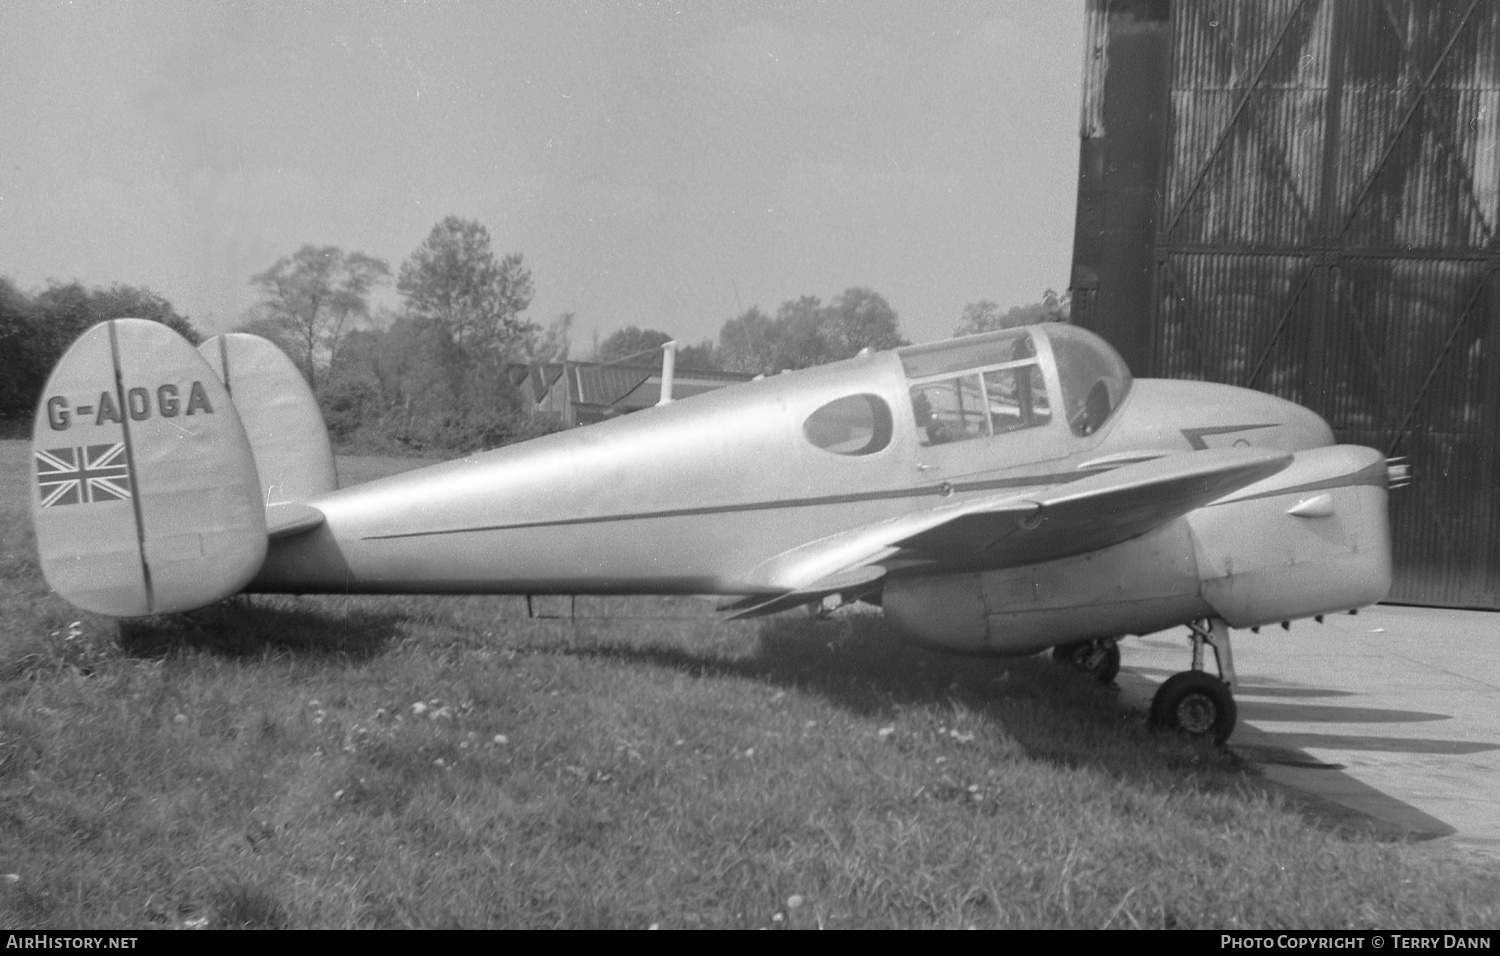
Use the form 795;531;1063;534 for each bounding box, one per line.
85;284;199;342
250;245;390;389
717;306;777;374
954;289;1070;337
594;326;719;370
674;341;720;371
520;313;574;363
0;278;43;421
716;288;908;374
1;280;200;421
597;326;673;364
771;295;833;369
822;287;906;357
397;217;536;359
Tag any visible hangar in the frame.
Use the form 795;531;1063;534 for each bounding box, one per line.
1071;0;1500;607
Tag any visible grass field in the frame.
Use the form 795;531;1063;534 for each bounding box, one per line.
1;439;1497;929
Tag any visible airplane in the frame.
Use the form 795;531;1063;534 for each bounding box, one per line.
29;318;1400;744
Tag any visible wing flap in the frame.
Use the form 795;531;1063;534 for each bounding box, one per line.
723;565;888;620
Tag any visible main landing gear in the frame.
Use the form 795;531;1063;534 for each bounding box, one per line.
1051;637;1122;685
1151;617;1237;745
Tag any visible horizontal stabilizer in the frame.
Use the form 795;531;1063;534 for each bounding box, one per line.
31;320;267;616
265;502;325;539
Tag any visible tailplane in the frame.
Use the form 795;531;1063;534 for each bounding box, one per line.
31;319;267;616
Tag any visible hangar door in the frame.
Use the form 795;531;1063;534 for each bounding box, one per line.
1076;0;1500;607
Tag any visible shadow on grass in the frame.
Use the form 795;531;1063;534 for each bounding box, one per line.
555;611;1097;710
116;596;405;662
552;611;1246;787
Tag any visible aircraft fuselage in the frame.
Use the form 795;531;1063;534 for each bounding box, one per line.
251;329;1335;600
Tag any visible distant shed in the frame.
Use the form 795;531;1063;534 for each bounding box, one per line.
508;361;755;428
1071;0;1500;607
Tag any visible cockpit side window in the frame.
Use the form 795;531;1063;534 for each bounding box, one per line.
982;364;1052;433
905;332;1053;446
911;375;988;446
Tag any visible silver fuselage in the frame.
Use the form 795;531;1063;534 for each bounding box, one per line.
252;347;1333;598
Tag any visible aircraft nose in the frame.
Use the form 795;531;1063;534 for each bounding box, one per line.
1107;380;1336;453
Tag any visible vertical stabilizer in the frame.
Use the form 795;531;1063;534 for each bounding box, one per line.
31;320;267;616
198;333;337;505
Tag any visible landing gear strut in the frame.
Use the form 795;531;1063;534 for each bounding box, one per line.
1151;617;1237;745
1051;637;1121;685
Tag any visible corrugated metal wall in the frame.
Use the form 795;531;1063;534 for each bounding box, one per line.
1073;0;1500;606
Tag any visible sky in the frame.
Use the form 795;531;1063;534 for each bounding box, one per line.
0;1;1085;350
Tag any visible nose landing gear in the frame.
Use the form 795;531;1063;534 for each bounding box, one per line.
1150;617;1238;745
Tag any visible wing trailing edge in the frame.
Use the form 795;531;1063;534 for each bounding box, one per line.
893;446;1293;563
726;448;1293;617
722;565;887;620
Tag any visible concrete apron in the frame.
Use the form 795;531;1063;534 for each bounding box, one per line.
1118;604;1500;860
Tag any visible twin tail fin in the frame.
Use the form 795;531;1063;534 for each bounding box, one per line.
30;319;334;617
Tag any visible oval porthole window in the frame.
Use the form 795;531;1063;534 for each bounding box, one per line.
802;394;893;456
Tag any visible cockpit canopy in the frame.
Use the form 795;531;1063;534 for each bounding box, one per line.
897;324;1132;445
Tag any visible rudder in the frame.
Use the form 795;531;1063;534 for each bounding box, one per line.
198;333;337;505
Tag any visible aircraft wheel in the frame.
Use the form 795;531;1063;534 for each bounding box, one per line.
1051;638;1121;685
1151;671;1237;744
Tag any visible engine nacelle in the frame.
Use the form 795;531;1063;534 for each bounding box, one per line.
1186;445;1391;628
882;446;1392;654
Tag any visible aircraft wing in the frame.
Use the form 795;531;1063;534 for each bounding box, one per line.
725;447;1292;619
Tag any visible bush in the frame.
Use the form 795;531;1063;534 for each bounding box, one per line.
316;376;383;443
334;407;568;457
402;407;568;454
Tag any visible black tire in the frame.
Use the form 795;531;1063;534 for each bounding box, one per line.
1150;671;1237;744
1051;639;1122;685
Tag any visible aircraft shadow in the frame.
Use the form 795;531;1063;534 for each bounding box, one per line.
116;596;404;661
1248;732;1500;756
1132;665;1358;699
1116;667;1483;842
1132;664;1466;734
550;612;1276;803
1235;700;1452;724
106;595;1481;844
556;613;1046;716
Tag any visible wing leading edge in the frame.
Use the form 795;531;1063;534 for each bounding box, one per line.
725;447;1292;620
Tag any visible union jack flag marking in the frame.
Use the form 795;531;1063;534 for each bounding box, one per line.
35;444;133;507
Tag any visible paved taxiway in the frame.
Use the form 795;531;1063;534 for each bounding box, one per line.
1119;604;1500;857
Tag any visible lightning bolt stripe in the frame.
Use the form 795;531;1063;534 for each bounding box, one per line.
1180;423;1279;450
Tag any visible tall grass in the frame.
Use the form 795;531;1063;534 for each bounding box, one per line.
0;441;1495;928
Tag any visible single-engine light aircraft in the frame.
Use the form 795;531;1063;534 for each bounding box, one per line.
30;319;1400;743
